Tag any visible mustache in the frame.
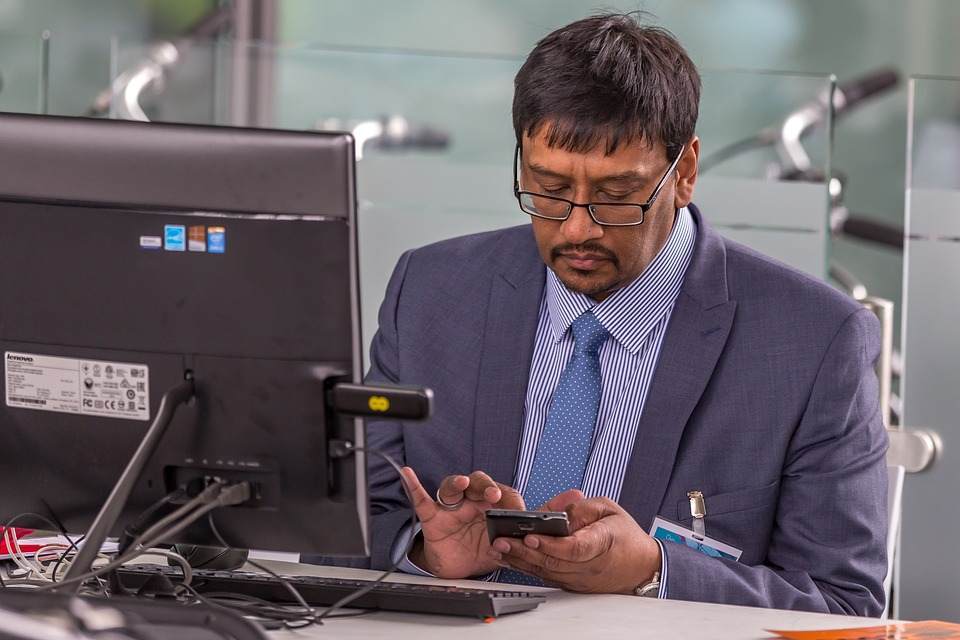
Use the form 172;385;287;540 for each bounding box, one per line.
551;243;619;266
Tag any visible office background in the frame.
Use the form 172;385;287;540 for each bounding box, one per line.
1;0;958;623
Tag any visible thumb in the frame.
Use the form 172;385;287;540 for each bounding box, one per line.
539;488;585;513
399;466;438;521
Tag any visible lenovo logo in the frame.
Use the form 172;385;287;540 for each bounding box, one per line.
6;354;33;363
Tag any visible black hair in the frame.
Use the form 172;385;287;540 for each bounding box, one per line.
512;12;700;159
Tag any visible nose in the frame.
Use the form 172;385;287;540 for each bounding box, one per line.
560;204;603;244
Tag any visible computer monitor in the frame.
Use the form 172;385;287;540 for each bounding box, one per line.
0;113;370;558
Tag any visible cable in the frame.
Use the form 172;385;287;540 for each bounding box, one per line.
130;483;225;553
0;512;84;588
44;548;112;584
4;483;233;592
2;489;195;590
50;535;85;585
35;481;248;593
117;487;188;555
177;585;283;629
37;502;84;583
6;449;414;629
3;527;44;580
316;446;417;622
136;548;193;589
206;516;319;629
199;445;416;629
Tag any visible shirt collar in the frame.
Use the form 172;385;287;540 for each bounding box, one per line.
545;206;697;355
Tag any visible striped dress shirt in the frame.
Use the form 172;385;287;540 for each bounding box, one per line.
514;206;696;505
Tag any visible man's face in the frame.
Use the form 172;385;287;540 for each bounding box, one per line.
520;127;697;301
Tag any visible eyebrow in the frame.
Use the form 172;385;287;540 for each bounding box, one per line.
527;162;651;187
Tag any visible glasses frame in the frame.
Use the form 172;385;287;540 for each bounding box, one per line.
512;143;685;227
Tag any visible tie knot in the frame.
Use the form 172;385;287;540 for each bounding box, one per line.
571;311;609;355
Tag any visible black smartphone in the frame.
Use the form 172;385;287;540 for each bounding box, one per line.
485;509;571;542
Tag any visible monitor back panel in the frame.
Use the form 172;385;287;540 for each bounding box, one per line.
0;115;366;555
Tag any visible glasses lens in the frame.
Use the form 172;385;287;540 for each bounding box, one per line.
519;192;570;219
590;204;645;225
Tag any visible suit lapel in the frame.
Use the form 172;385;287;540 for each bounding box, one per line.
618;205;737;526
617;294;735;524
472;230;545;486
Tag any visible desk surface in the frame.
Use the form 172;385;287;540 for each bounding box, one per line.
258;560;889;640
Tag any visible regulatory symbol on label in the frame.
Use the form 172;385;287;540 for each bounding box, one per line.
84;378;94;390
127;401;136;411
83;398;93;408
120;378;131;388
131;369;140;378
82;364;90;374
126;389;136;400
105;365;114;379
137;382;145;392
117;368;127;377
94;400;104;409
93;365;101;377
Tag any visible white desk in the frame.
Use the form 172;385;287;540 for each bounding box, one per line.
259;560;890;640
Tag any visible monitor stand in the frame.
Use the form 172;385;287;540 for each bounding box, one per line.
58;376;196;591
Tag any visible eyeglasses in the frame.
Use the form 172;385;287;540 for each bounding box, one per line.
513;143;684;226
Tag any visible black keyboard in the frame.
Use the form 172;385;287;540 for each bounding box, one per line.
116;564;547;619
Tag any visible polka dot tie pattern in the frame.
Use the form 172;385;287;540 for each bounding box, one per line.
499;310;609;585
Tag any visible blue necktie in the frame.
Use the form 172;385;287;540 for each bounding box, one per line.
499;310;609;585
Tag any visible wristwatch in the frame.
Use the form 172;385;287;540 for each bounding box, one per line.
634;571;661;597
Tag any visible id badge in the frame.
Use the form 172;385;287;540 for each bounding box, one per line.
650;516;743;561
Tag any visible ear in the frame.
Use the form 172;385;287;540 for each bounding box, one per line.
673;136;699;209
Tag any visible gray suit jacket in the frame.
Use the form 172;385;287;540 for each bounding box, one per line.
322;204;888;616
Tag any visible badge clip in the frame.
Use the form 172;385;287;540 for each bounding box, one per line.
688;490;706;540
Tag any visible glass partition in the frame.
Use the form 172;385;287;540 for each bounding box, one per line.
696;70;834;280
899;75;960;622
0;31;49;114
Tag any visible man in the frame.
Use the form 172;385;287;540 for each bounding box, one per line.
333;13;887;615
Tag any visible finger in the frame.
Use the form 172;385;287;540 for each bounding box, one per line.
400;466;438;522
436;473;471;505
491;537;578;576
527;521;612;563
463;470;501;503
494;483;525;510
495;554;564;588
539;489;585;513
565;497;621;531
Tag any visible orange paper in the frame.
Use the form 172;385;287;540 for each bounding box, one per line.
768;620;960;640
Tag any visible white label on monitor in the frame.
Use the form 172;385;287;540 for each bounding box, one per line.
4;352;150;421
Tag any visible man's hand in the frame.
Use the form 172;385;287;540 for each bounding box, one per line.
490;493;661;594
400;466;524;579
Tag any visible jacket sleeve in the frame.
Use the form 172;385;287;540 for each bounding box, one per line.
662;308;889;616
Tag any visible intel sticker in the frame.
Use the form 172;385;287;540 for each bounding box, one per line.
164;225;186;251
139;235;162;250
207;226;226;254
